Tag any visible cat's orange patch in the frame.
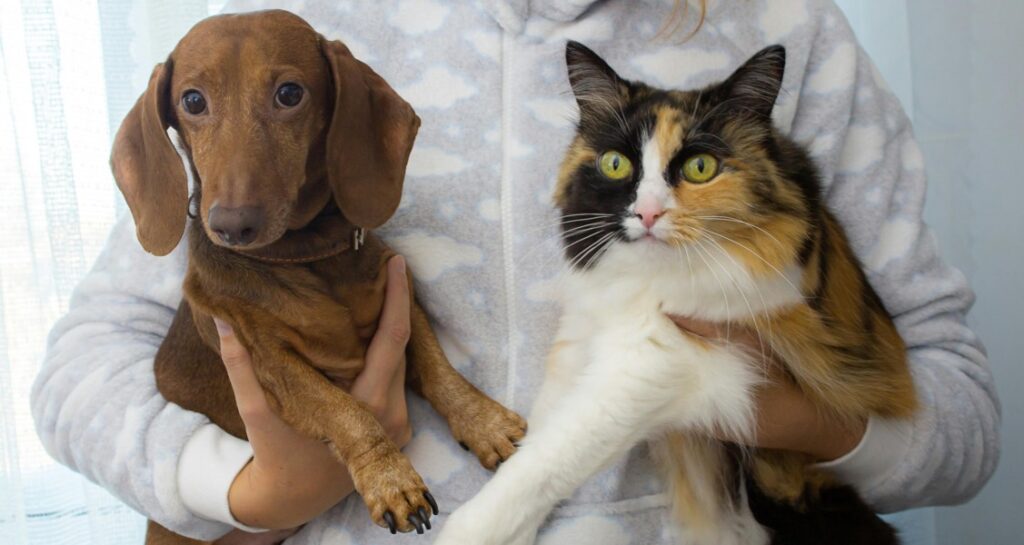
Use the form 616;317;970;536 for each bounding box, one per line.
653;105;684;161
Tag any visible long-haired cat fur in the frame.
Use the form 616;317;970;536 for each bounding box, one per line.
433;42;915;545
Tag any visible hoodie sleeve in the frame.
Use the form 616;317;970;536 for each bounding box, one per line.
787;0;1000;512
29;213;236;540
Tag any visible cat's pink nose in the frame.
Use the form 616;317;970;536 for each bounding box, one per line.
636;205;664;229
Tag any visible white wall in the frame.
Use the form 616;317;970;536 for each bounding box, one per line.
906;1;1024;544
841;1;1024;544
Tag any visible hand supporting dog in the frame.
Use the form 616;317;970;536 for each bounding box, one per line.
218;256;415;531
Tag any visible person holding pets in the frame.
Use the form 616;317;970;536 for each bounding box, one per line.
32;0;997;544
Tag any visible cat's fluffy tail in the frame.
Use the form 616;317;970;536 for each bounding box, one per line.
650;432;769;545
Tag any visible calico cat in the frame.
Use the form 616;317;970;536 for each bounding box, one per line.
433;42;915;545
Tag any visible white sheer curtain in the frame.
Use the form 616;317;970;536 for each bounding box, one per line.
0;1;211;543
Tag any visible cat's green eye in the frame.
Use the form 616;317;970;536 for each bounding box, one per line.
681;153;719;184
597;151;634;181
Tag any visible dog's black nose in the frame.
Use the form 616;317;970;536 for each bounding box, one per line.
208;205;265;246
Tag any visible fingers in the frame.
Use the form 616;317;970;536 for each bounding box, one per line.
354;256;411;396
215;318;272;431
666;314;779;371
213;527;300;545
666;314;723;339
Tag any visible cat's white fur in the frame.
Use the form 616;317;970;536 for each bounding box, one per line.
434;135;804;545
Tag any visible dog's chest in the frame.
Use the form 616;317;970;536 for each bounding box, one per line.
189;243;394;387
273;253;393;385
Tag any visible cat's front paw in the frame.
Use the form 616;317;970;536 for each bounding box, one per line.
447;392;528;470
435;504;532;545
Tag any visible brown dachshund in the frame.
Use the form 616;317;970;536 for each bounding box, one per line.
110;9;527;544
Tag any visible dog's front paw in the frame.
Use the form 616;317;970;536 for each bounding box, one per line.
349;443;437;535
447;394;528;470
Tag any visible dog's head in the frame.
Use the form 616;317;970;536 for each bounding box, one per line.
111;10;419;254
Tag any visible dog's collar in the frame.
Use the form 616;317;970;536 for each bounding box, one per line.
231;213;366;264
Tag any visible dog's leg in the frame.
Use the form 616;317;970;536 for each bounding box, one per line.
247;342;435;534
406;301;527;470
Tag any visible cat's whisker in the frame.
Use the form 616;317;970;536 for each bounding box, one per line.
522;213;617;235
571;84;631;139
690;239;732;339
560;222;617;236
523;220;615;246
517;224;613;269
692;95;771;133
694;235;757;345
565;228;614;259
525;225;620;284
682;242;697;295
557;218;617;229
573;231;619;270
560;212;618;219
683;128;731;156
539;233;614;286
589;232;620;267
694;215;786;250
555;225;613;251
568;230;619;271
702;229;802;297
698;231;775;373
689;89;704;125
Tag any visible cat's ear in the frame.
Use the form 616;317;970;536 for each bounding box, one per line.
720;45;786;120
566;41;629;117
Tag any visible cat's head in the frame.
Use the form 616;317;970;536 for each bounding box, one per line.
556;41;818;273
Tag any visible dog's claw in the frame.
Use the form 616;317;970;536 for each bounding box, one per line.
383;511;397;534
424;491;439;515
459;441;470;451
419;507;431;530
409;513;425;534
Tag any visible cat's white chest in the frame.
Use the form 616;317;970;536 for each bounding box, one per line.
560;240;804;323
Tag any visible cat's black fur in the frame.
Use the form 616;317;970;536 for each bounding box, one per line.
744;468;899;545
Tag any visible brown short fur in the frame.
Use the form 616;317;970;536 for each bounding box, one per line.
111;10;526;543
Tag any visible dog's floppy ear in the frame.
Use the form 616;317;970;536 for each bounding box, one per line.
110;61;188;255
321;38;420;229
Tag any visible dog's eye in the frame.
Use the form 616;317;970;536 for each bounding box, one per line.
275;83;304;108
181;90;207;115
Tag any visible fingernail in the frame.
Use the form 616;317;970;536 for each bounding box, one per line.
214;318;232;336
393;255;406;274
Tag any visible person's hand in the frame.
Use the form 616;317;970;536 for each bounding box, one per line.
217;255;414;532
214;527;299;545
667;315;866;462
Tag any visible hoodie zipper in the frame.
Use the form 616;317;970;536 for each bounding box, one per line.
500;29;518;409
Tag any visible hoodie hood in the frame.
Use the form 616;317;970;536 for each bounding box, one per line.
481;0;599;32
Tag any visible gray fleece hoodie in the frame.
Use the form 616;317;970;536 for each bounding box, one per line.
31;0;998;543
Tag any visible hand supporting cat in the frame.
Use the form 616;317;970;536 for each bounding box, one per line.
668;315;867;462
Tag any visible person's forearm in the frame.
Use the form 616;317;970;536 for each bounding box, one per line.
750;378;867;462
31;214;233;540
228;458;355;530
